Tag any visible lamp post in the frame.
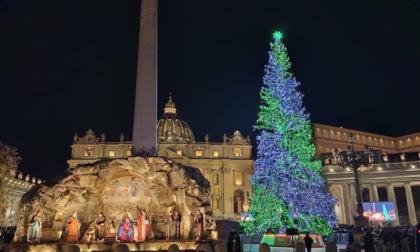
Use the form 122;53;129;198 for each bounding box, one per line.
332;133;374;228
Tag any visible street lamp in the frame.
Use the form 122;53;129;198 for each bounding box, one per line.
332;133;374;227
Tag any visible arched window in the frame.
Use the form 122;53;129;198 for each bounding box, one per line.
234;171;243;186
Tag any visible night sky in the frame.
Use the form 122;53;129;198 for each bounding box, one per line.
1;0;420;182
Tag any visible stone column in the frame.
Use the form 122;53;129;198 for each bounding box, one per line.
348;183;356;225
342;184;354;225
386;183;400;225
370;183;379;202
329;184;344;224
404;183;417;225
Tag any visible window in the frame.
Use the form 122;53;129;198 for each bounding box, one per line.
195;150;203;157
126;147;132;157
213;150;219;157
109;150;115;157
234;171;243;186
177;150;182;155
84;147;94;157
233;148;242;157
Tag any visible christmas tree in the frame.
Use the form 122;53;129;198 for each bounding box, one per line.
241;31;337;235
382;204;390;221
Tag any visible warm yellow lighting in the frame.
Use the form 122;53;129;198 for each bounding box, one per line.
346;167;351;171
411;165;416;168
195;150;203;157
84;147;94;156
377;167;383;171
108;150;115;157
176;150;182;155
329;168;334;172
233;148;242;157
213;150;219;157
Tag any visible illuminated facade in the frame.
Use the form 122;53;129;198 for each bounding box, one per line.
68;96;254;221
315;123;420;226
1;173;39;226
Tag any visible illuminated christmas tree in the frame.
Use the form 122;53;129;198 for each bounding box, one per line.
241;31;337;235
383;204;390;221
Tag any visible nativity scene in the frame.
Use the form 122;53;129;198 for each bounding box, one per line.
14;157;216;245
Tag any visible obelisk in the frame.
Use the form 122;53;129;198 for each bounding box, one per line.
132;0;158;154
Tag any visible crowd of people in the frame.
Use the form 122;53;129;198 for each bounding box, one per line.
332;224;418;252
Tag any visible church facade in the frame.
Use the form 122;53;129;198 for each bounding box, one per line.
68;96;254;221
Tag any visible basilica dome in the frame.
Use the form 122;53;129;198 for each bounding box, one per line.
157;95;195;143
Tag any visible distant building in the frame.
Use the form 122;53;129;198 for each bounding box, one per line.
315;123;420;226
1;173;39;226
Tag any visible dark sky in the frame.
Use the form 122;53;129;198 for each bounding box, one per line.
1;0;420;181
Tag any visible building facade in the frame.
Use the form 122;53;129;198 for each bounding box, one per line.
1;172;39;226
68;96;254;221
315;123;420;226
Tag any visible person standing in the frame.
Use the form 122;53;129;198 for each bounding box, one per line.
65;211;81;242
304;233;314;252
137;209;150;241
143;210;150;241
173;210;181;240
27;211;42;244
363;229;375;252
165;210;174;240
137;209;144;241
94;212;106;242
227;227;241;252
194;210;204;240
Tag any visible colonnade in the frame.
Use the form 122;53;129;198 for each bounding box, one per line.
330;182;418;226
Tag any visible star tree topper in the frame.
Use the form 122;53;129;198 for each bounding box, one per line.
273;31;283;40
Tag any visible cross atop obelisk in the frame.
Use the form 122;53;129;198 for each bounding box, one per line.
132;0;158;154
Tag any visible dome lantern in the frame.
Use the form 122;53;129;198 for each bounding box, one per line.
164;93;177;115
157;94;195;143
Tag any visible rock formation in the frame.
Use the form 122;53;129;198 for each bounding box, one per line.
14;157;215;243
